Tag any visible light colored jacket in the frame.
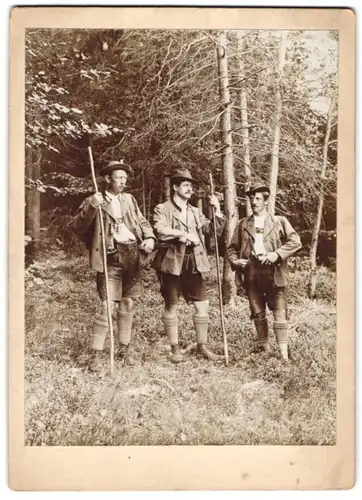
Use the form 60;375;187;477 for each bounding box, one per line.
227;213;302;287
152;198;224;276
68;191;156;272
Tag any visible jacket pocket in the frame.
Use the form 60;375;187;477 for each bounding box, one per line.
274;263;288;287
194;246;210;273
161;245;182;274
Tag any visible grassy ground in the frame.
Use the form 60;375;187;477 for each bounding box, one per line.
25;248;336;446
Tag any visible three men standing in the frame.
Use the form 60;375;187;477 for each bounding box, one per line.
227;183;302;362
71;159;300;369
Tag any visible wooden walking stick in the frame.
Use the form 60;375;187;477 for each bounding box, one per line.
209;173;229;366
87;141;115;376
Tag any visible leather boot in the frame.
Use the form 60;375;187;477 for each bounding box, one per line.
89;350;103;373
253;315;270;353
116;343;136;366
197;343;220;361
170;344;186;363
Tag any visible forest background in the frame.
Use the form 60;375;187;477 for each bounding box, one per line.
24;29;338;446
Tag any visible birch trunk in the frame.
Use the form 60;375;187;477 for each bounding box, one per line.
269;31;287;215
308;96;335;299
236;31;252;217
217;31;238;306
25;148;41;259
164;176;171;201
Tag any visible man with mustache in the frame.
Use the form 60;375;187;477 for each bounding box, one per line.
152;168;225;363
69;160;156;372
227;183;301;362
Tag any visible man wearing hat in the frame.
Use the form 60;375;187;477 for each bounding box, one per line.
227;182;301;362
69;159;156;372
152;168;225;363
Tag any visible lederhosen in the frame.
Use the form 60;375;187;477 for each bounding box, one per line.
244;226;287;319
156;204;207;304
96;217;143;301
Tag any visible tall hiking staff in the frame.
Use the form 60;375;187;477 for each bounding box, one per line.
209;173;229;366
87;137;115;376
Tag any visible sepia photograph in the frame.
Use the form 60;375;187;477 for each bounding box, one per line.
9;5;355;491
24;25;338;447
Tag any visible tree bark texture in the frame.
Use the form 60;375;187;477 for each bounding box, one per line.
308;95;335;299
236;31;252;217
25;148;41;259
217;31;238;306
269;31;287;215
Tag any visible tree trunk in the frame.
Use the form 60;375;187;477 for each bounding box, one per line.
205;197;215;253
236;31;252;217
217;31;238;307
164;176;171;201
269;31;287;215
25;148;41;260
147;185;152;221
142;169;146;214
308;96;335;299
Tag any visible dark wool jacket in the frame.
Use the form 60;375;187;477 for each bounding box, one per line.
227;213;302;288
68;191;156;273
152;197;225;276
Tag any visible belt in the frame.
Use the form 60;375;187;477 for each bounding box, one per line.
107;239;138;255
251;254;267;266
250;256;275;270
117;239;137;245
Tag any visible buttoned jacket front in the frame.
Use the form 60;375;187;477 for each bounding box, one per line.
227;213;302;288
152;198;225;276
69;191;156;273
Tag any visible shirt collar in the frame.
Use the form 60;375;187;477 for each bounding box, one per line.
105;190;120;200
171;195;190;212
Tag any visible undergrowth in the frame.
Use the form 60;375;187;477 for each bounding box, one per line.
25;249;336;446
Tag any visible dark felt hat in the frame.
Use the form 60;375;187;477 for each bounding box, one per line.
245;182;270;196
99;159;133;177
168;168;198;184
